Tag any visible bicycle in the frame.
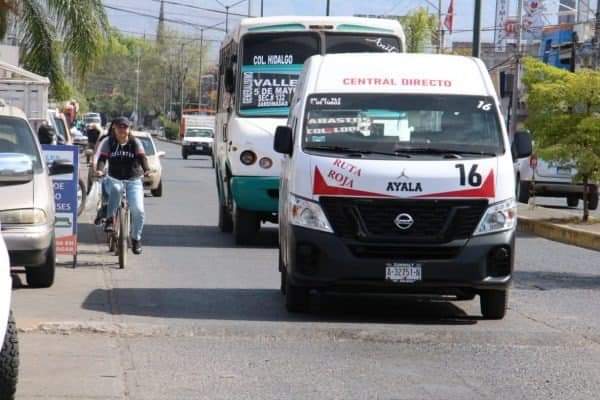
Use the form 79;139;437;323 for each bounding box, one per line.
106;177;130;269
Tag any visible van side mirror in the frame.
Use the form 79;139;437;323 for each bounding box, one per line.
512;131;533;159
225;67;235;93
49;160;74;176
274;126;293;155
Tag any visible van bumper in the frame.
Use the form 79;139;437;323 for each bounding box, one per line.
3;224;53;266
231;176;279;212
285;226;515;294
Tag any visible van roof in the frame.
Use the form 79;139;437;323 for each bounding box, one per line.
308;53;493;97
0;100;28;119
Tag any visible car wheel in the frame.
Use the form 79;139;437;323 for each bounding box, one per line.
285;281;309;313
233;205;259;245
0;311;18;400
567;195;579;208
480;289;508;320
26;237;56;288
516;176;530;204
588;193;599;211
151;180;163;197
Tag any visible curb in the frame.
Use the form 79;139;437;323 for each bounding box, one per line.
155;136;181;146
517;216;600;252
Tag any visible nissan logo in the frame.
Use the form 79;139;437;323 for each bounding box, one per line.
394;213;414;230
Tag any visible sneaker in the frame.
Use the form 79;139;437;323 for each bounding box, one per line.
132;239;142;255
104;217;114;232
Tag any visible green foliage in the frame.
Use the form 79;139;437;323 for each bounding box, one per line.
523;57;600;220
1;0;109;94
160;116;179;140
399;8;438;53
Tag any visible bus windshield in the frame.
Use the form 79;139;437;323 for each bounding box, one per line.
303;94;504;156
240;32;320;117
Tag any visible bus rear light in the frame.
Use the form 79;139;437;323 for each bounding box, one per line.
240;150;257;165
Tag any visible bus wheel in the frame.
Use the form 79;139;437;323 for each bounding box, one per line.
233;206;259;245
218;203;233;233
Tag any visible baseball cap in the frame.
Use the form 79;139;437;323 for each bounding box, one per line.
113;116;131;127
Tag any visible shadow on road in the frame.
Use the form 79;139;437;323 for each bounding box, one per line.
141;224;278;248
514;270;600;291
81;287;477;325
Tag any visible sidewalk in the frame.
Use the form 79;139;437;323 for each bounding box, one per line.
517;203;600;251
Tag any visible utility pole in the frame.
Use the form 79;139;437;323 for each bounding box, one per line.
226;6;230;33
261;0;264;16
509;0;524;138
197;30;204;111
134;48;141;128
594;0;600;68
472;0;482;57
326;0;330;16
570;31;579;72
438;0;442;54
248;0;251;16
180;43;185;118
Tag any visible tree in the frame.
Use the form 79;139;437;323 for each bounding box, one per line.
399;7;438;53
0;0;109;99
523;57;600;221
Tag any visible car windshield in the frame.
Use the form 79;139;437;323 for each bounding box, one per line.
0;116;42;170
137;137;156;156
303;94;504;157
185;129;213;138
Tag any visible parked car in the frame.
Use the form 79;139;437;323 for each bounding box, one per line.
0;104;73;288
132;131;164;197
0;228;18;399
83;112;102;128
181;126;214;164
514;145;598;210
70;127;88;147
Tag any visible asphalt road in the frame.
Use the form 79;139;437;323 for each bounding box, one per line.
12;141;600;400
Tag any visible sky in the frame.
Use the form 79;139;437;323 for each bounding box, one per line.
104;0;589;61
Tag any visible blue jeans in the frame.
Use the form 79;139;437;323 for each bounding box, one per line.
106;176;145;241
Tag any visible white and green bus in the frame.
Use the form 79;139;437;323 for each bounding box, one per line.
215;16;406;244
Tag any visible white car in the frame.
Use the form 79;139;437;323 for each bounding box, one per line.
181;126;214;164
132;131;165;197
515;151;599;210
0;228;18;398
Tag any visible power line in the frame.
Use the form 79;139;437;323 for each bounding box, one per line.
103;4;227;32
149;0;248;17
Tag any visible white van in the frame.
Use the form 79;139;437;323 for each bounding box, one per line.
274;53;533;319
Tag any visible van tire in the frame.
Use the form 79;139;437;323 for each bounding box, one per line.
26;238;56;288
151;180;163;197
516;177;530;204
567;195;579;208
588;193;599;211
480;289;508;320
0;311;18;399
285;282;309;313
233;206;259;245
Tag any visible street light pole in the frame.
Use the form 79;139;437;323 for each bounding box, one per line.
261;0;264;16
472;0;482;57
134;48;141;127
180;43;185;118
509;0;524;138
326;0;330;16
197;30;204;111
594;0;600;68
438;0;442;54
226;6;230;33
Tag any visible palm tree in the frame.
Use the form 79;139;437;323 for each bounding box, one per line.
0;0;109;98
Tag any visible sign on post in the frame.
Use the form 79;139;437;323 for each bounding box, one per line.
42;145;79;266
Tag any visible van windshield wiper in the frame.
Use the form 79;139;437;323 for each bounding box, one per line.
305;146;410;158
393;147;497;158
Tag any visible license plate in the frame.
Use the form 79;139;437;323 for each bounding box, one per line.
385;263;422;283
556;167;571;176
196;145;204;150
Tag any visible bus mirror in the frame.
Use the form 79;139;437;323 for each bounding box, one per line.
274;126;293;155
225;67;235;93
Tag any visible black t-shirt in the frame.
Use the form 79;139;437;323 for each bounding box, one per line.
98;136;148;180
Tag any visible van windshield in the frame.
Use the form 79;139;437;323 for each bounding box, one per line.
185;128;213;138
0;116;42;170
303;94;504;156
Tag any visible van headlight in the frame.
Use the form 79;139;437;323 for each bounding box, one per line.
474;198;517;236
289;194;333;233
0;209;48;225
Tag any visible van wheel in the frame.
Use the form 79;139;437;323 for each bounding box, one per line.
0;311;18;399
588;193;599;211
26;238;56;288
480;289;508;320
567;195;579;208
516;176;530;203
151;180;163;197
285;281;309;313
233;206;259;245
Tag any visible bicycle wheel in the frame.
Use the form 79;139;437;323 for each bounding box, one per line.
118;207;127;269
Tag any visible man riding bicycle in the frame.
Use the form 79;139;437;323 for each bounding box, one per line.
96;117;149;255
